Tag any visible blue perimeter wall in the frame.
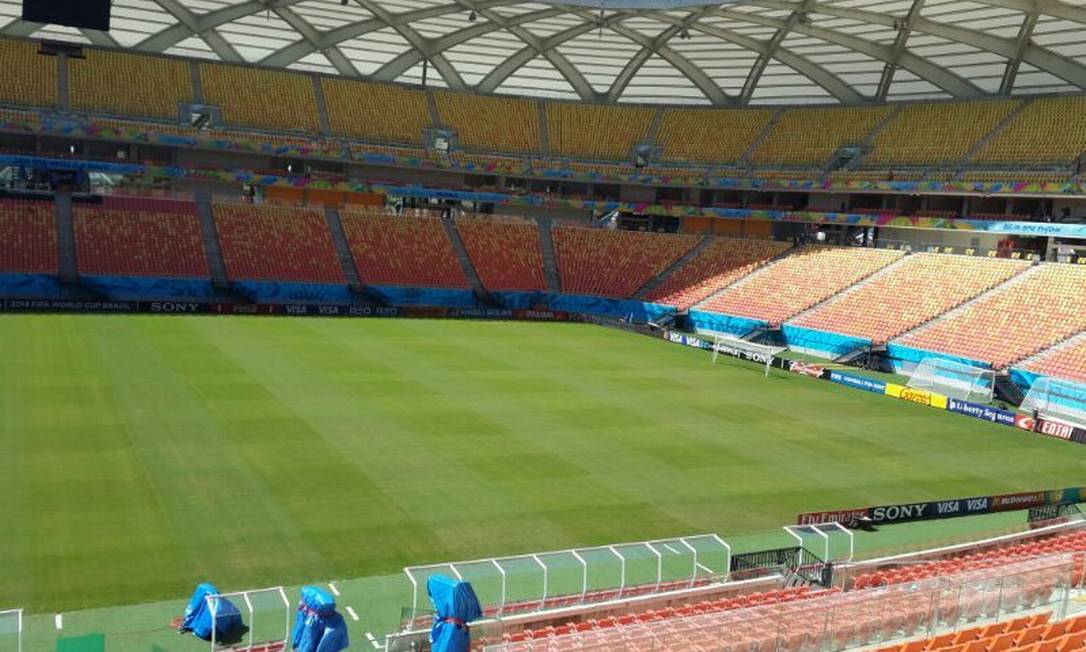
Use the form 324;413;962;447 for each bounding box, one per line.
885;343;991;373
0;273;60;298
233;281;351;304
687;310;766;337
83;275;216;300
780;324;870;359
495;291;674;321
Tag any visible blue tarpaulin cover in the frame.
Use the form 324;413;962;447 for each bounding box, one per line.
291;586;349;652
181;583;242;640
427;575;482;652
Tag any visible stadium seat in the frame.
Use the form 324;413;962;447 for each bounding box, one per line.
551;225;701;297
699;246;905;326
0;39;56;108
1019;336;1086;385
340;209;469;288
750;106;891;166
788;253;1031;344
322;78;431;144
74;197;209;278
434;91;540;153
200;64;320;133
973;96;1086;165
656;108;775;164
646;237;791;310
69;50;192;119
545;103;655;160
0;199;58;274
894;263;1086;369
213;203;344;283
866;100;1019;166
454;215;546;291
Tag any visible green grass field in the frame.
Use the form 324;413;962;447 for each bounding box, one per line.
2;314;1084;627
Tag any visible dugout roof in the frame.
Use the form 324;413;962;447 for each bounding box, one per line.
1;0;1085;105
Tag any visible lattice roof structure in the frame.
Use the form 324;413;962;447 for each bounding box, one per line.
1;0;1084;105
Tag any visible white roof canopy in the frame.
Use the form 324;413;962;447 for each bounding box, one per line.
2;0;1085;105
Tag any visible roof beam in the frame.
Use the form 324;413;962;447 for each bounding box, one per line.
350;0;465;89
750;0;1086;90
654;10;863;103
739;0;814;104
272;5;357;76
876;0;925;100
1000;8;1039;94
713;5;981;97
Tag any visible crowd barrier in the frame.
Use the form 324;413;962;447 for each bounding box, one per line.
81;275;216;300
780;324;871;359
885;343;992;374
688;310;767;338
0;273;61;298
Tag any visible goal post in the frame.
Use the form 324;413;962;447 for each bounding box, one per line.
1020;376;1086;428
710;333;786;378
207;587;290;652
907;357;995;403
0;609;22;652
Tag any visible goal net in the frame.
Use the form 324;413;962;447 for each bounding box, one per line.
1020;376;1086;428
207;587;290;651
907;357;995;403
0;609;21;652
710;334;786;378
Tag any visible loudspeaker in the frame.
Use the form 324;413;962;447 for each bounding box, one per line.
22;0;112;31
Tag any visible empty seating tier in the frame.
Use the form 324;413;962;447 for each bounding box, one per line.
877;613;1086;652
200;65;320;133
1020;336;1086;385
647;237;791;310
545;103;655;160
0;199;57;274
552;226;700;298
700;246;905;326
70;50;191;119
435;92;539;153
656;108;774;164
322;79;430;144
340;211;469;289
750;106;890;166
895;263;1086;369
867;100;1019;166
213;204;343;283
974;96;1086;165
789;253;1031;344
74;198;208;278
0;39;57;108
455;216;546;291
852;530;1086;590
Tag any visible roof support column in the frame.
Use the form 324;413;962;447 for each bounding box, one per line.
876;0;925;101
739;0;814;105
1000;7;1039;95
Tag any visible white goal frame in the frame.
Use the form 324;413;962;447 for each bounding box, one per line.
0;609;22;652
1020;376;1086;429
207;586;290;652
710;334;785;379
907;357;996;403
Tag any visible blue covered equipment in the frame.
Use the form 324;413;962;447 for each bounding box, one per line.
427;575;482;652
291;586;349;652
180;583;243;640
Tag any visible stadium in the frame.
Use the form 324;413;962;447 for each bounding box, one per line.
3;0;1086;650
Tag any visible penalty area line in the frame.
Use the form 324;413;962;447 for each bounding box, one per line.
365;631;380;649
346;606;359;621
327;582;340;596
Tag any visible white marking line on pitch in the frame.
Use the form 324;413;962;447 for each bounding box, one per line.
696;562;714;575
365;632;380;649
55;614;63;630
662;544;680;554
327;582;340;596
346;606;359;621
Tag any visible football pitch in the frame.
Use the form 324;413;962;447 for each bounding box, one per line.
2;314;1084;621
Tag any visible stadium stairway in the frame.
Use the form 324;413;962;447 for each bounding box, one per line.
536;100;550;153
994;374;1026;405
322;207;366;291
445;217;500;306
54;191;77;283
537;218;561;293
955;98;1035;170
635;235;713;302
890;261;1043;345
195;194;230;287
739;109;784;163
